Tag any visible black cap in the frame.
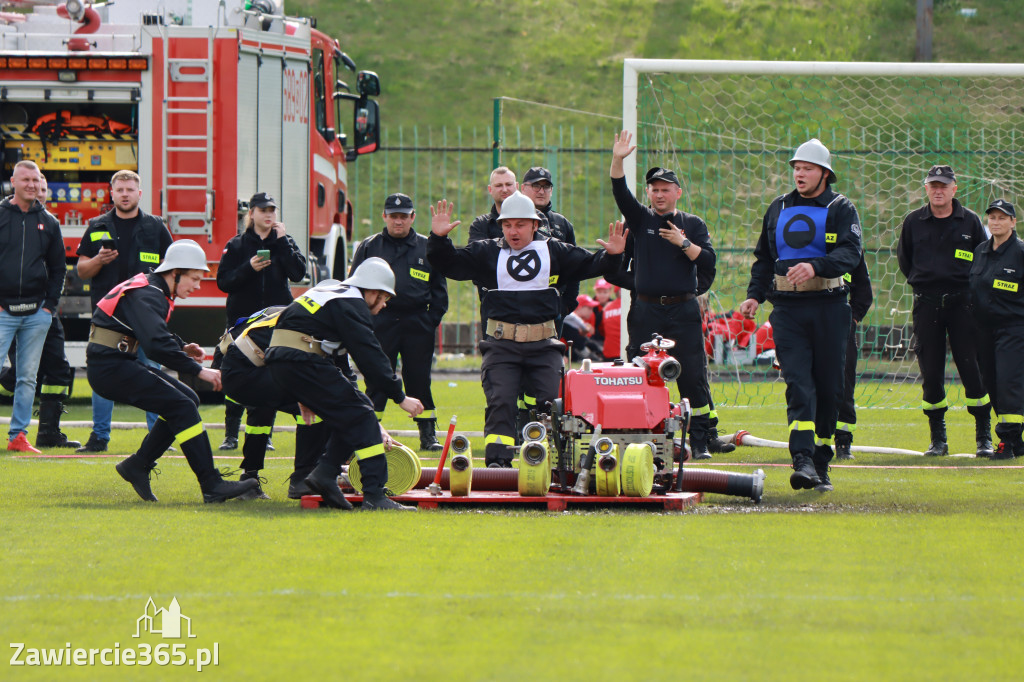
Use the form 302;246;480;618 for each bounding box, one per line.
645;166;680;186
925;165;956;185
986;199;1016;218
522;167;553;185
249;192;277;209
383;192;414;214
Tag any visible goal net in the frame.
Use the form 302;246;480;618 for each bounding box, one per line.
624;59;1024;409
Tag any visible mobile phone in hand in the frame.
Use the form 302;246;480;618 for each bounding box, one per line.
101;239;116;250
257;249;270;261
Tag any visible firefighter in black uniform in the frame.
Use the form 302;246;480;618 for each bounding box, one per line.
970;200;1024;460
264;258;423;511
428;192;627;467
88;240;258;503
350;192;448;451
740;138;863;492
215;192;307;452
897;165;991;457
609;131;718;460
834;251;874;460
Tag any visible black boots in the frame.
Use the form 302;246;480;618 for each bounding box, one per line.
690;435;711;461
923;416;949;457
484;442;514;468
115;454;159;502
835;431;854;461
201;475;260;504
303;460;353;510
362;492;414;511
219;402;242;450
238;470;270;500
35;399;80;448
975;414;994;458
76;432;108;453
417;419;443;452
790;455;821;490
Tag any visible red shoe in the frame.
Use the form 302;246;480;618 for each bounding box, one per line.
7;433;41;454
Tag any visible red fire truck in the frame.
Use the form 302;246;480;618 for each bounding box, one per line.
0;0;380;353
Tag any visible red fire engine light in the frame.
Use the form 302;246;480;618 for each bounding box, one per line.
127;58;148;70
68;58;88;69
88;58;108;69
48;58;69;69
28;58;48;69
8;57;27;69
108;58;127;69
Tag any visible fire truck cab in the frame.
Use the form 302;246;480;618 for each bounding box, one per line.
0;0;379;348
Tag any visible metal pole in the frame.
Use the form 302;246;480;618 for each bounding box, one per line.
915;0;933;62
492;97;501;169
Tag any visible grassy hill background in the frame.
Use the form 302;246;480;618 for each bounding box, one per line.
293;0;1024;130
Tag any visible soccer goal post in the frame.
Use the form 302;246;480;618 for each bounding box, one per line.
622;59;1024;409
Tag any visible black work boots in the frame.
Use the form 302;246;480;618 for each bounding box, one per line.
115;454;160;502
416;418;443;452
35;399;80;449
923;416;949;457
76;432;109;453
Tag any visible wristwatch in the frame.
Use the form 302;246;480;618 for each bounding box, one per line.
680;238;692;252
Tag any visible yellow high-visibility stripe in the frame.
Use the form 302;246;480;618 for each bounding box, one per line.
353;442;386;460
485;434;515;446
420;410;436;420
836;422;857;433
816;436;834;446
998;414;1024;424
244;425;272;435
964;395;990;408
789;420;815;432
40;384;66;395
174;422;204;445
296;296;321;314
691;404;712;416
708;410;719;420
922;398;948;410
90;231;112;242
226;395;240;405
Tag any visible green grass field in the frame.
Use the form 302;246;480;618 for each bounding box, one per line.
3;378;1024;680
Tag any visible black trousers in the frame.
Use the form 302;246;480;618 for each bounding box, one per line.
836;320;860;443
479;337;563;463
626;297;712;442
912;294;988;417
976;324;1024;443
268;357;388;496
0;315;74;399
770;298;851;463
367;312;436;417
222;353;322;475
86;352;219;488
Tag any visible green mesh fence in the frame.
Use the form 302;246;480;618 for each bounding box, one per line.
633;63;1024;408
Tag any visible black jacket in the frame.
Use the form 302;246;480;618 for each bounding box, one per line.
537;203;580;314
427;232;621;326
848;252;874;322
970;236;1024;328
746;187;863;304
897;198;986;294
0;196;65;312
77;209;173;307
216;227;306;325
264;287;405;403
468;205;502;243
88;273;202;376
610;176;717;297
351;227;447;328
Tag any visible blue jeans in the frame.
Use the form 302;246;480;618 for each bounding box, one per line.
89;346;159;439
0;308;53;439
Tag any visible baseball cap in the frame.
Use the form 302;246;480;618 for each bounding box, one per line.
645;166;680;186
249;192;277;209
522;167;553;185
925;165;956;185
576;294;599;308
383;192;414;214
594;278;612;290
986;199;1016;218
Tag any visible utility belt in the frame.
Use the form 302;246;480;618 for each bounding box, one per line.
486;319;557;343
913;290;969;308
268;328;326;357
232;335;267;367
774;275;845;292
88;324;139;354
636;293;696;305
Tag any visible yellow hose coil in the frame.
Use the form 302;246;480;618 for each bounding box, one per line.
449;434;473;496
348;442;422;495
594;443;620;497
620;442;655;497
517;440;551;496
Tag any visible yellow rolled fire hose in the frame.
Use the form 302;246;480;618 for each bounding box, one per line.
348;442;422;495
620;442;655;497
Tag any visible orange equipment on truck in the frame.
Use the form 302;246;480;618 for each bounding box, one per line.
0;0;381;353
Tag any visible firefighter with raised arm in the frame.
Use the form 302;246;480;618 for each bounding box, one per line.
350;192;448;452
263;258;423;511
427;192;627;468
88;240;259;503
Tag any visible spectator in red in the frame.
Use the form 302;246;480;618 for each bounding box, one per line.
600;293;623;361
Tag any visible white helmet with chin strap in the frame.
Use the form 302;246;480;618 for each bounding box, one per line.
154;239;210;273
497;191;540;222
342;257;396;296
789;138;836;184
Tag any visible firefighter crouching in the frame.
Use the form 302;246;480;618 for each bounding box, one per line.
87;240;259;503
263;258;424;511
427;193;627;468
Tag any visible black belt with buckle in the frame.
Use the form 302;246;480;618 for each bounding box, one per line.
637;293;695;305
